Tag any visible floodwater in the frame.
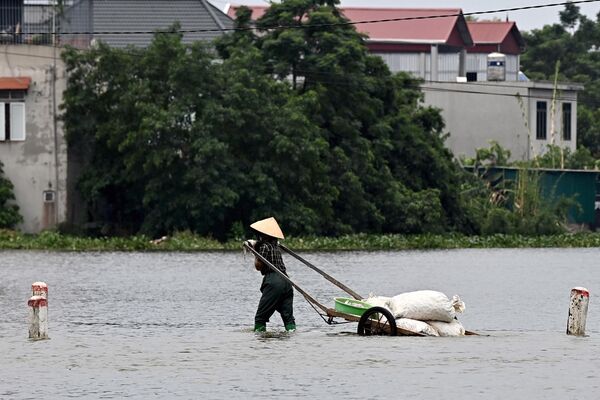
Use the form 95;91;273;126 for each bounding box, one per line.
1;248;599;399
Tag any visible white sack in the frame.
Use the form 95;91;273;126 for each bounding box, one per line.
388;290;464;323
427;319;466;337
451;295;466;313
363;295;392;310
396;318;439;337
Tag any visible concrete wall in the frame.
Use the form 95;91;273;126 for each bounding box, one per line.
373;52;520;82
373;52;462;82
421;81;581;161
0;45;66;233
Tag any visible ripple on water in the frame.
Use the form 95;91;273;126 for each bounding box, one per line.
0;249;599;399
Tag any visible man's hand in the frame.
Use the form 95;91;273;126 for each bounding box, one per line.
255;257;264;272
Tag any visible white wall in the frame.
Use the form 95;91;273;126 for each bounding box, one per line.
0;45;67;233
374;52;520;82
421;81;581;161
374;52;460;81
528;87;578;158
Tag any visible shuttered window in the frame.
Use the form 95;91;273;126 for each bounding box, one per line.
0;100;26;141
536;101;547;140
10;102;25;140
562;103;572;141
0;104;4;141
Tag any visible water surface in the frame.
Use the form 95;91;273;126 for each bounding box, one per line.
1;248;599;399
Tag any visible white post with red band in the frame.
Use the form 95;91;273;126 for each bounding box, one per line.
28;282;48;339
567;287;589;336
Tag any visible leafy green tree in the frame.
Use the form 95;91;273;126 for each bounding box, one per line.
63;1;483;238
209;41;336;236
232;0;469;234
63;28;237;237
559;2;580;30
0;161;22;229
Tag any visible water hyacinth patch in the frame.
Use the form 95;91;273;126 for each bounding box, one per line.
1;230;600;251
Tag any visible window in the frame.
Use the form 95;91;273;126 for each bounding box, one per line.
562;102;572;141
536;101;547;140
0;95;26;141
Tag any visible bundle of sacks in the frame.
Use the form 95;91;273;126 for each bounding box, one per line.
364;290;466;337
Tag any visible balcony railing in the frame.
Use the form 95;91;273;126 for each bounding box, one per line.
0;1;92;48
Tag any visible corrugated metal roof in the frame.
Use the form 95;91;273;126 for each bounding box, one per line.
92;0;234;47
227;5;472;46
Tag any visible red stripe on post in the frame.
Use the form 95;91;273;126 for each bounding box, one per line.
28;296;48;308
32;282;48;293
572;287;589;297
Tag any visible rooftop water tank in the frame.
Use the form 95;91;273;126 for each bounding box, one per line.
487;52;506;81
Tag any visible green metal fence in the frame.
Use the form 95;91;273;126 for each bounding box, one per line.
466;166;600;225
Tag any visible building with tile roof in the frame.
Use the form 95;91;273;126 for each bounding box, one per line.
228;4;581;161
0;0;234;233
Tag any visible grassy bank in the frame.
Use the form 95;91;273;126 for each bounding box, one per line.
1;229;600;251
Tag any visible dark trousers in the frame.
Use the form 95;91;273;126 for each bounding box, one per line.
255;272;295;327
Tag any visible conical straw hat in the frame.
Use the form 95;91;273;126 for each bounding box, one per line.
250;217;285;239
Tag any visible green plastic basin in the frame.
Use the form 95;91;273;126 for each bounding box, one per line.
334;297;373;316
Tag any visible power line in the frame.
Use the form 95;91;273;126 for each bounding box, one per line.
289;67;588;102
2;1;598;105
0;47;590;105
13;0;600;35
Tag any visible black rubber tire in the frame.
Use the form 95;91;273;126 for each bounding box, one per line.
357;306;397;336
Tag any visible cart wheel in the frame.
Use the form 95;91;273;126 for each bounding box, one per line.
357;307;397;336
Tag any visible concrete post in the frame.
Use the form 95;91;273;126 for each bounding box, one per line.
32;282;48;299
458;48;467;78
28;282;48;340
430;44;439;82
567;287;589;336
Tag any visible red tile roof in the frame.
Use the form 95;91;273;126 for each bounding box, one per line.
340;8;471;46
467;21;525;54
227;4;267;20
0;77;31;90
227;5;473;46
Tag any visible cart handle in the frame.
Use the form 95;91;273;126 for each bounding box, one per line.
278;243;363;300
243;242;329;313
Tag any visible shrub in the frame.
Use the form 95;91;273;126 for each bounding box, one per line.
0;161;22;229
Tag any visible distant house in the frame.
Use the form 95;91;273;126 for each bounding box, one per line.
227;5;473;81
0;46;67;233
333;8;473;81
227;4;582;161
0;0;233;233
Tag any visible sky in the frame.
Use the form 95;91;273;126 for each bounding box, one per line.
209;0;600;32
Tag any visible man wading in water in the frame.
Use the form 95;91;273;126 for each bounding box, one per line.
248;217;296;333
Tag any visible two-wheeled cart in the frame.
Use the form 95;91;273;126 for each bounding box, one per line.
244;242;476;336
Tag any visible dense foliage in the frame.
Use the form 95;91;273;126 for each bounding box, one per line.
62;0;476;239
61;0;590;239
0;161;22;229
521;3;600;156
